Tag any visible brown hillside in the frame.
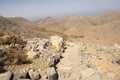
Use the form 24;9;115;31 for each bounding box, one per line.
36;12;120;46
0;16;43;38
0;12;120;46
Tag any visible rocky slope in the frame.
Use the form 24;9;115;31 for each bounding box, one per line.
0;16;43;38
57;40;120;80
0;12;120;80
0;12;120;45
0;36;120;80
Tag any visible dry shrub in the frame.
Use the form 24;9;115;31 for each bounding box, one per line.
0;46;30;73
0;32;29;73
0;34;29;72
7;36;26;45
0;34;26;45
0;34;10;44
0;46;29;65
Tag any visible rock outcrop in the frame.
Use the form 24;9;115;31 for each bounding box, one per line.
57;41;120;80
0;71;13;80
49;36;64;49
0;36;120;80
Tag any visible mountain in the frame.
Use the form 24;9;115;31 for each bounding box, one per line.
0;12;120;45
36;12;120;46
0;16;43;38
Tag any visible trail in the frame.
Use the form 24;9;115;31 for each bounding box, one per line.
57;42;83;80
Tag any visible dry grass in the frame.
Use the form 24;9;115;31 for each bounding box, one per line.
0;33;26;45
0;34;29;72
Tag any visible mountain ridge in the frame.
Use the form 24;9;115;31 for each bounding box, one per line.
0;12;120;46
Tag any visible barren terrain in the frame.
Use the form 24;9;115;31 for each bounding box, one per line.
0;12;120;80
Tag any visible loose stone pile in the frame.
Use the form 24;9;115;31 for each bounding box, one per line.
0;36;65;80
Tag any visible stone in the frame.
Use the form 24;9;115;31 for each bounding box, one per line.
47;57;55;67
0;71;13;80
47;67;58;80
116;59;120;65
25;38;49;55
13;68;28;79
25;41;36;51
28;69;41;80
49;36;63;49
54;53;61;63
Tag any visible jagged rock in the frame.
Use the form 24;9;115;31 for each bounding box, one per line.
25;38;49;54
28;69;41;80
47;57;55;67
31;38;48;50
34;38;49;53
46;67;58;80
0;71;13;80
49;36;64;49
116;59;120;65
54;53;61;63
13;68;28;79
25;41;36;51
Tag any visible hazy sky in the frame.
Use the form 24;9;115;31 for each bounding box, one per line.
0;0;120;20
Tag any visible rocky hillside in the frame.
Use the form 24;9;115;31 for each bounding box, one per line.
0;12;120;80
0;36;120;80
0;16;43;38
36;12;120;46
0;12;120;45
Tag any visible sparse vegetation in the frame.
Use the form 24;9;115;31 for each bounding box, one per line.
0;47;28;65
0;33;26;45
0;12;120;79
0;33;29;72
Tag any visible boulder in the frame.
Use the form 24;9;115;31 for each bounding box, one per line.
13;68;28;79
49;36;63;49
25;38;49;52
0;71;13;80
28;69;41;80
47;57;55;67
47;67;58;80
116;59;120;65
